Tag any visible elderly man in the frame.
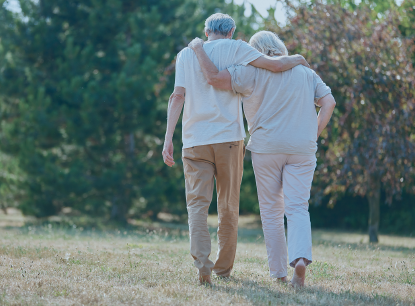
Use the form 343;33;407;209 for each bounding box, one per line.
162;13;309;285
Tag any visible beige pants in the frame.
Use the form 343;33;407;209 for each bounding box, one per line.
182;141;245;277
252;153;316;278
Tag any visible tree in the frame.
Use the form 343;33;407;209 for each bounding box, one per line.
399;0;415;63
0;0;261;223
268;3;415;242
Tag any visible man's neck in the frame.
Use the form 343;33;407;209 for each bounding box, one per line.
207;34;228;41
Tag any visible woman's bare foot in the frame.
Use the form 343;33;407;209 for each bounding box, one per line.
290;258;306;287
199;274;212;285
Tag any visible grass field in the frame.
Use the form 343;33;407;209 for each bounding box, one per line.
0;216;414;305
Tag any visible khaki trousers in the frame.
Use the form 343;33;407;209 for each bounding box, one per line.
251;153;316;278
182;141;245;277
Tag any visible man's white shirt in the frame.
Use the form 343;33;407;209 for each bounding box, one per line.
174;39;262;149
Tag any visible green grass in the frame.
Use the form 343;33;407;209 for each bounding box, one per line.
0;218;414;305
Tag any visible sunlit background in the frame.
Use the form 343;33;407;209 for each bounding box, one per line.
1;0;414;239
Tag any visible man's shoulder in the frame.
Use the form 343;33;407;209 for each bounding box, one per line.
177;47;194;59
224;39;247;45
208;39;249;48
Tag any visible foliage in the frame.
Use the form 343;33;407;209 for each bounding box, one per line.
0;0;260;221
399;0;415;63
0;152;25;212
268;3;415;201
310;192;415;235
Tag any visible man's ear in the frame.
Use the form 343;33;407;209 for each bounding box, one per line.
205;31;209;38
227;27;236;39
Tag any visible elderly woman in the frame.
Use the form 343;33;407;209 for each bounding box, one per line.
188;31;336;286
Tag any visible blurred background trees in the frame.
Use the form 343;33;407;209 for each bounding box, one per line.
0;0;259;223
0;0;414;238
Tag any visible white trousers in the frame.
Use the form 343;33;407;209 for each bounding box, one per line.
252;153;316;278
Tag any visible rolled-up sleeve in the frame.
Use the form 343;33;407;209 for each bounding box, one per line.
227;65;256;96
313;71;331;103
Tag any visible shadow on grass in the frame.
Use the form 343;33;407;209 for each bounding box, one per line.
211;276;408;306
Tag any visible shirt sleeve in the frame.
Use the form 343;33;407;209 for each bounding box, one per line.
227;65;256;96
233;40;263;66
174;50;186;88
313;71;331;103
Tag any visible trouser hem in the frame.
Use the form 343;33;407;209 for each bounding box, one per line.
270;272;288;278
213;269;232;278
289;258;312;268
198;268;212;277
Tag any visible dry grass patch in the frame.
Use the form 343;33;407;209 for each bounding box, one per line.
0;223;414;305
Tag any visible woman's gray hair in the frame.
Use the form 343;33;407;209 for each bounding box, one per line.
204;13;236;37
249;31;288;56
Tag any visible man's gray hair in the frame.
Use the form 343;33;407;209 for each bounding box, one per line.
204;13;236;36
249;31;288;56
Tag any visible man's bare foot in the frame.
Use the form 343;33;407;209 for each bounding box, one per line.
290;258;306;287
199;274;212;285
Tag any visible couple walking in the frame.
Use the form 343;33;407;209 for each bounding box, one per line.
162;13;336;286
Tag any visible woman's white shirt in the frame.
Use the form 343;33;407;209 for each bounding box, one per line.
227;65;331;155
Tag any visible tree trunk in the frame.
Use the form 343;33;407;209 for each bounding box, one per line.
110;197;128;225
129;133;135;155
124;133;135;155
367;175;381;243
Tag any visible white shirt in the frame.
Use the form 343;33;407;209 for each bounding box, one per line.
174;39;262;149
227;64;332;155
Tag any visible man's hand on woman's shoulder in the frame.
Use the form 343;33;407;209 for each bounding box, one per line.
188;37;204;51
